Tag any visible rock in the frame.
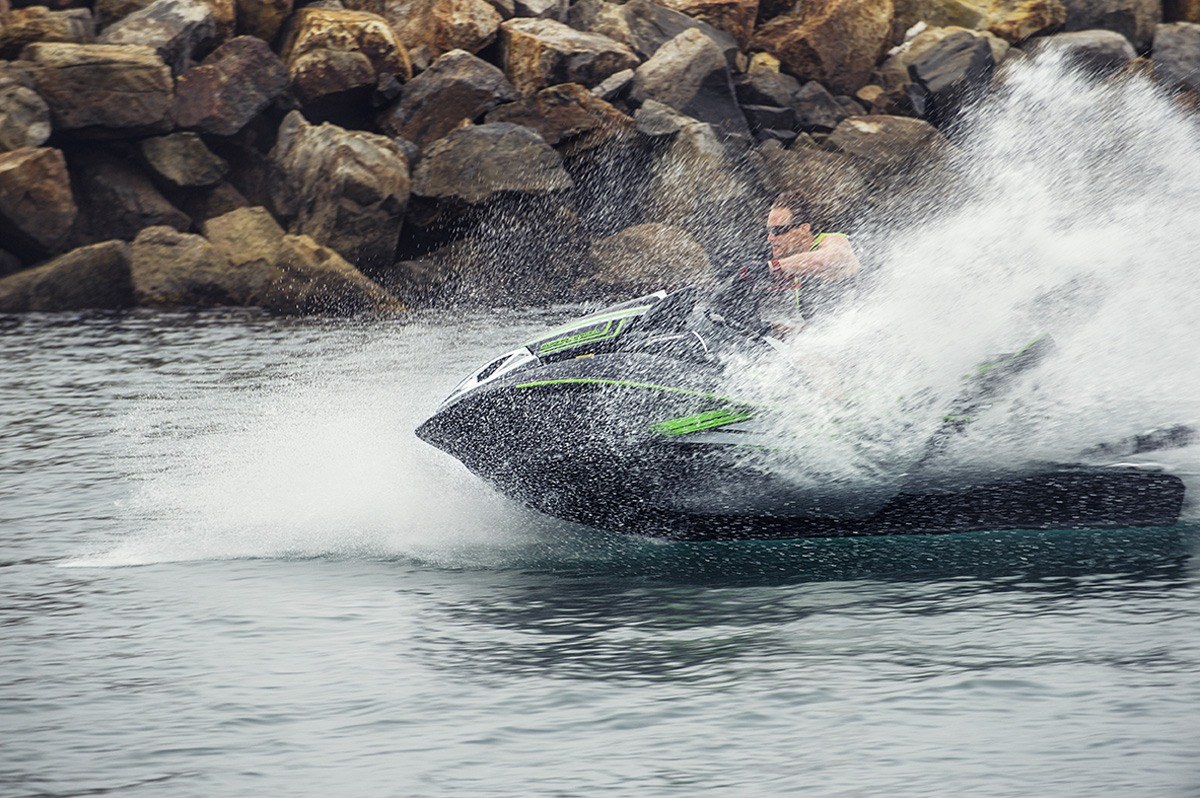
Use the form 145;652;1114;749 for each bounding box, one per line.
752;0;896;94
0;83;51;152
734;69;801;106
24;43;173;136
97;0;217;74
751;139;869;222
876;25;1009;92
566;0;634;46
629;28;749;140
377;49;517;147
748;51;781;71
793;79;851;131
174;180;250;225
280;8;412;111
202;206;404;314
172;36;290;136
893;0;987;42
1153;21;1200;90
270;111;411;270
140;132;230;186
0;147;76;261
633;97;697;136
0;248;22;277
485;82;635;153
654;0;758;48
1165;0;1200;22
1063;0;1162;49
823;114;947;185
0;240;132;312
0;7;94;59
97;0;235;40
906;29;996;125
1026;28;1137;72
985;0;1068;43
130;225;239;306
499;17;639;95
71;151;190;242
579;222;713;296
515;0;566;19
236;0;293;40
620;0;740;66
741;103;796;135
344;0;502;63
412;122;572;203
591;67;634;100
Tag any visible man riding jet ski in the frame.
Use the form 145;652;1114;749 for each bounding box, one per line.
415;284;1188;540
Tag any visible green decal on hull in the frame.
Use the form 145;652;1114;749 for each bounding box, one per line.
514;377;742;404
653;408;756;436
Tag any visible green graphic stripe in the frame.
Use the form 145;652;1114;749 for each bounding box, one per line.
538;318;630;355
530;306;652;346
514;377;743;405
653;408;756;436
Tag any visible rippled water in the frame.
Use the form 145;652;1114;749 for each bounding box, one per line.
3;312;1199;797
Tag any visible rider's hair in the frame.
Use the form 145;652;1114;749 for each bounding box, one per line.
772;192;816;225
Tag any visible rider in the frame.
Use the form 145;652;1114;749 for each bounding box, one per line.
714;192;861;335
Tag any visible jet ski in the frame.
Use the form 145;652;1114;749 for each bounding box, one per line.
416;288;1188;540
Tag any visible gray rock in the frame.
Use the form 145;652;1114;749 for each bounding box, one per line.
515;0;566;19
0;147;77;262
741;103;796;134
633;97;696;136
378;49;518;147
483;82;634;154
71;151;190;243
1063;0;1162;50
733;69;801;107
140;132;229;187
907;30;996;127
130;225;239;306
1153;22;1200;91
0;240;132;312
499;17;639;94
270;111;412;271
567;0;632;45
578;222;713;297
24;43;174;136
173;36;290;136
1026;29;1137;74
750;139;869;223
0;7;94;59
591;67;634;101
412;122;572;203
98;0;217;74
793;80;850;132
630;28;749;140
0;83;51;152
620;0;739;67
823;114;948;186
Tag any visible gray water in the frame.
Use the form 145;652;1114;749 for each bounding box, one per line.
3;311;1200;797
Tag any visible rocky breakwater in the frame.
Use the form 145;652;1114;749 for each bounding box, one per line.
0;0;1198;314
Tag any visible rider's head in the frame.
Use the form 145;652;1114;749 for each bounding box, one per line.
767;193;816;259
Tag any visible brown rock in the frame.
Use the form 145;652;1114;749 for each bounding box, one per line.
655;0;758;48
751;140;870;223
412;122;572;203
1063;0;1162;49
173;36;290;136
235;0;292;40
986;0;1067;43
0;83;51;152
97;0;218;73
751;0;896;94
892;0;987;42
499;17;639;95
1166;0;1200;22
174;180;250;225
280;7;412;107
485;82;634;153
71;151;190;242
579;222;713;296
130;225;239;306
270;111;411;271
0;240;132;312
0;7;94;58
823;114;948;185
0;147;76;260
24;43;173;136
377;48;518;147
140;132;230;187
344;0;501;63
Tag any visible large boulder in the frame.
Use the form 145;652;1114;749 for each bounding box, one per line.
343;0;502;66
1063;0;1162;49
140;132;230;187
0;83;51;152
485;82;635;154
202;206;404;314
270;111;412;271
752;0;896;94
630;28;749;140
0;240;132;312
412;122;572;203
97;0;218;74
0;7;94;58
906;29;996;126
823;115;948;186
1153;21;1200;90
70;151;190;243
986;0;1068;42
235;0;293;40
172;36;290;136
499;18;639;94
751;140;870;223
0;147;76;261
1026;28;1137;73
279;8;412;112
24;43;173;136
655;0;757;48
578;222;714;296
130;225;238;306
377;49;518;147
620;0;740;65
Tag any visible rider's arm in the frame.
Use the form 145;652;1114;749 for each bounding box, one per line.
772;234;860;280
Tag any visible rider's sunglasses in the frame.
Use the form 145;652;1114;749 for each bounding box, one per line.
767;222;805;236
